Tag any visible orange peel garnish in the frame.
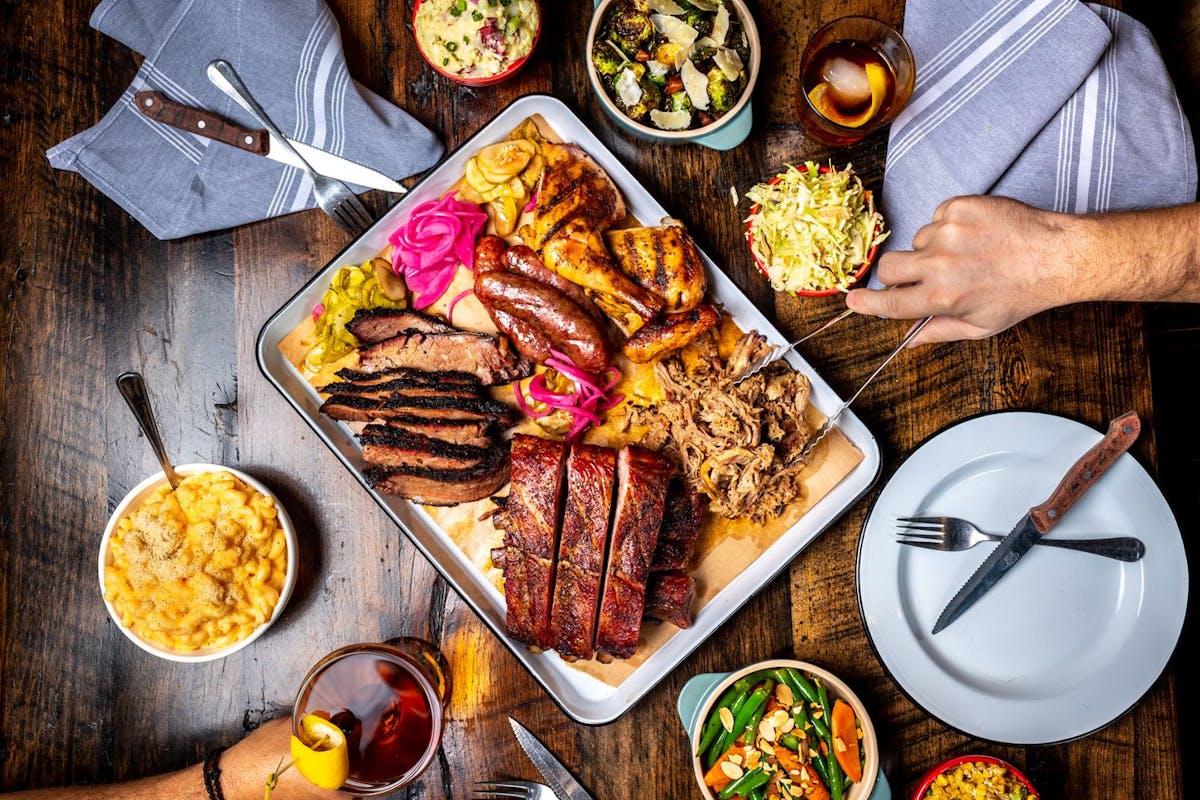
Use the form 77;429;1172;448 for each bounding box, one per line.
808;63;890;129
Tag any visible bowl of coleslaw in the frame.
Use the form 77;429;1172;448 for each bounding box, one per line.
744;162;887;297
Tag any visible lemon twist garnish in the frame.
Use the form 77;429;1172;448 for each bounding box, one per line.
264;714;350;799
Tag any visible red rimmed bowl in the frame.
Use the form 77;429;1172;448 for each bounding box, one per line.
913;755;1038;800
412;0;542;87
745;164;881;297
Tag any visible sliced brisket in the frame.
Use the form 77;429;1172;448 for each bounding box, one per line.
334;366;480;388
594;445;673;661
549;444;616;660
318;377;481;401
346;307;455;343
378;417;496;448
359;426;491;471
358;331;533;386
363;439;510;506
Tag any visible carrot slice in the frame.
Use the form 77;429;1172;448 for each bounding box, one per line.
830;699;862;782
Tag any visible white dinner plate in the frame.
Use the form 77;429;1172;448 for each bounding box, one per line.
857;411;1187;744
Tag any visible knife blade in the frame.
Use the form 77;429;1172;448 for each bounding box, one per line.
931;410;1142;635
135;88;405;194
509;717;594;800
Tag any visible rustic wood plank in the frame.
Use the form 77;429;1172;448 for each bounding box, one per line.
0;0;1195;797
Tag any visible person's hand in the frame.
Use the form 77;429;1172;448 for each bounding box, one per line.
845;195;1084;345
218;717;343;800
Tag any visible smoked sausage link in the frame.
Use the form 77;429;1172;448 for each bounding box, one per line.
623;305;721;363
474;234;508;275
503;245;604;323
476;272;612;372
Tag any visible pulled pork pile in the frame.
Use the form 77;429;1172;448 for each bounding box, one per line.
625;333;814;522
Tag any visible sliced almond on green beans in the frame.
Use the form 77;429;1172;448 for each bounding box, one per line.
775;683;795;706
720;762;744;780
719;706;734;732
758;718;777;742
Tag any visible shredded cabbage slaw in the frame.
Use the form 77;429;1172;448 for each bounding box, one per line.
744;162;887;293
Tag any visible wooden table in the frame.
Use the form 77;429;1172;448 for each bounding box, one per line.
1;1;1194;798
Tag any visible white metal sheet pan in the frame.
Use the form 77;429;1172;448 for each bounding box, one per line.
257;94;880;724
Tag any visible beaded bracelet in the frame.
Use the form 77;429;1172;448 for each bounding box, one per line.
202;746;228;800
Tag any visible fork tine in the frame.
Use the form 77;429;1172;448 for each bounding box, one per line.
897;516;946;524
475;782;531;789
893;531;941;540
896;539;948;551
343;195;373;230
896;523;943;533
335;199;370;235
471;792;527;799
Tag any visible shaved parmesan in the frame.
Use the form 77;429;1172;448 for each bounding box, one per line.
651;14;698;47
687;0;719;10
711;3;730;46
647;0;686;13
650;109;693;130
713;47;743;80
675;36;716;69
647;59;669;77
615;68;643;108
681;59;710;111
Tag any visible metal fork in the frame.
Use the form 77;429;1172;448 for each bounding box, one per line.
206;59;374;236
896;515;1145;562
472;779;559;800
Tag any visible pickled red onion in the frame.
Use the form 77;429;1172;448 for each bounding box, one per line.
445;288;473;326
311;303;325;322
388;194;488;309
513;351;624;441
523;192;538;213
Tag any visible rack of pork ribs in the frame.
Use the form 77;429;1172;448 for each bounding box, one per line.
317;308;533;505
490;433;706;662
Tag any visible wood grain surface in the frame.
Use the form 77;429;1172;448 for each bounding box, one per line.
1;1;1195;799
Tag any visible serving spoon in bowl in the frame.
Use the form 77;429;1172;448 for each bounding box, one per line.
116;371;182;490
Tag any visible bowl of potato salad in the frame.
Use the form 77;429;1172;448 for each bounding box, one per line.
99;464;297;662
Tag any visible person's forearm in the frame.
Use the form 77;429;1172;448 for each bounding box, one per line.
1067;203;1200;304
1;766;208;800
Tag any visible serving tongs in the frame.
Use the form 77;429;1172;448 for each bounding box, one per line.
734;308;856;385
787;314;936;460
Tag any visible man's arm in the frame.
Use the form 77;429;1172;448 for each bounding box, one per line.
845;196;1200;345
2;718;337;800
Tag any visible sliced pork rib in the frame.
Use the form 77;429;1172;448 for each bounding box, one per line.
497;434;569;649
358;331;533;386
643;571;695;629
363;440;510;506
651;486;707;572
594;445;674;662
346;307;454;343
549;444;616;660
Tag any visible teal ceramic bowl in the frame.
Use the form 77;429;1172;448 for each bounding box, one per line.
587;0;760;151
677;659;891;800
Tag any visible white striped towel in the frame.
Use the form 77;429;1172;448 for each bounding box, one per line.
871;0;1197;287
46;0;443;240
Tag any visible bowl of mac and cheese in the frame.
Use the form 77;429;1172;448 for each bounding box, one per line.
99;464;297;662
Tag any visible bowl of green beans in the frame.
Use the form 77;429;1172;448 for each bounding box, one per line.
678;659;884;800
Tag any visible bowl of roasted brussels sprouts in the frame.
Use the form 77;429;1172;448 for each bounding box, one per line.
587;0;760;150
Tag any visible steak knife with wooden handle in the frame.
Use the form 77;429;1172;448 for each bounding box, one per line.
134;90;268;155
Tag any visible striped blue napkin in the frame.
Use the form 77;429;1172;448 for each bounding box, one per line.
872;0;1196;287
46;0;443;240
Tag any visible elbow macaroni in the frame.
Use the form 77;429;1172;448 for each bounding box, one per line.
103;471;288;653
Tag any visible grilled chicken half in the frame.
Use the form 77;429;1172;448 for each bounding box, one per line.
605;220;708;314
527;143;663;336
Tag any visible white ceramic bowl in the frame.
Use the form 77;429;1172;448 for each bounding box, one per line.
686;659;879;800
98;463;298;663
